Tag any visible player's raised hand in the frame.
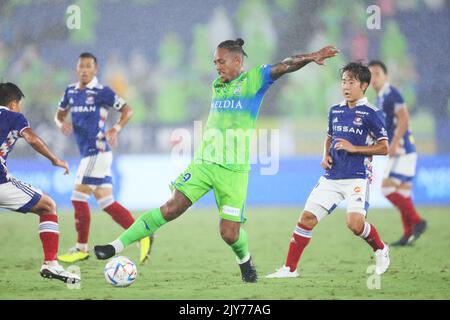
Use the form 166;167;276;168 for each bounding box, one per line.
312;46;339;65
52;158;70;175
106;128;119;147
334;138;357;153
321;154;333;169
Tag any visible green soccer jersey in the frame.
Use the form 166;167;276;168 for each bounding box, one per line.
195;64;275;172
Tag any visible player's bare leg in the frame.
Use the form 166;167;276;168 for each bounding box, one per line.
347;213;390;275
266;211;317;279
94;189;192;260
220;219;257;283
382;178;427;246
31;194;80;284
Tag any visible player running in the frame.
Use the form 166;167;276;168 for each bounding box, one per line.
267;62;390;279
368;60;427;246
94;39;339;282
55;52;153;264
0;82;80;284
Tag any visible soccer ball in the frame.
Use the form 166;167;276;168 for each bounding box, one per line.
104;256;137;287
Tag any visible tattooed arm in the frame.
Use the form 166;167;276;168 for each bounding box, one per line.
270;45;339;81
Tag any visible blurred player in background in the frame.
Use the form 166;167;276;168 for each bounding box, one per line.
94;39;339;283
0;82;80;283
369;60;427;246
267;62;390;279
55;53;153;263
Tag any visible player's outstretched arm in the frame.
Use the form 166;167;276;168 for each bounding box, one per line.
21;128;69;175
270;45;339;81
106;104;133;147
54;109;73;135
334;138;389;156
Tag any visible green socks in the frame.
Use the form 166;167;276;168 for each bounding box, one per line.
230;228;250;263
118;208;167;247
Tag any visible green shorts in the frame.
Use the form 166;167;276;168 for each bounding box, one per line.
171;161;249;223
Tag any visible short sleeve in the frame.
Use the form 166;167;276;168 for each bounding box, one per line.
58;88;70;110
101;86;127;111
327;109;333;137
14;113;31;136
392;89;406;112
368;110;388;141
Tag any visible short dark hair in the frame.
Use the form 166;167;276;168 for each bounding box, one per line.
0;82;25;106
368;60;388;74
217;38;248;57
341;62;372;90
79;52;97;65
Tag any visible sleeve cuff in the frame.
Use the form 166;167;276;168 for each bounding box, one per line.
19;126;30;136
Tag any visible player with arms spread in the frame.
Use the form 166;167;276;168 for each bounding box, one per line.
0;82;79;283
267;62;391;279
368;60;426;246
94;39;338;282
55;52;153;264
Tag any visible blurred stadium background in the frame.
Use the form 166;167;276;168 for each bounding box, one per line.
1;0;449;210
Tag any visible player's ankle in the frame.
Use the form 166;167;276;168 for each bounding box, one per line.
44;260;59;267
76;242;89;252
110;239;124;254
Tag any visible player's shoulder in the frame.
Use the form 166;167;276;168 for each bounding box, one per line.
2;110;28;125
386;84;404;100
360;102;380;114
329;101;346;113
65;82;78;93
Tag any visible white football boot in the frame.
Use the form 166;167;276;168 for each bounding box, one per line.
374;244;390;275
265;265;299;279
40;263;81;284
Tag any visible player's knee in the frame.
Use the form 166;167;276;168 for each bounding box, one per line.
160;200;185;221
300;212;318;229
381;179;397;196
346;218;364;235
34;195;57;216
220;228;238;245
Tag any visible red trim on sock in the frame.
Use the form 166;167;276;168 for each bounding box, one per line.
364;224;385;251
285;223;312;272
104;201;135;229
39;214;59;262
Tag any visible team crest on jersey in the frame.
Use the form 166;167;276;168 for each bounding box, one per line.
69;98;74;105
85;95;95;105
233;85;241;96
333;117;339;123
353;116;363;126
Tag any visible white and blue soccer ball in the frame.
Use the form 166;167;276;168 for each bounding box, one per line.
104;256;137;287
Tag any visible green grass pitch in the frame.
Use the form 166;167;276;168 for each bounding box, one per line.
0;207;449;300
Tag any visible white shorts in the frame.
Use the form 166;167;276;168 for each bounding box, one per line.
75;151;113;189
384;152;417;184
0;177;42;213
304;176;370;221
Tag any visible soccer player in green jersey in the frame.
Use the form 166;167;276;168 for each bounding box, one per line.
94;38;339;282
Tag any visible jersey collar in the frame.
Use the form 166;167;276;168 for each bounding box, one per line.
218;72;244;85
75;76;99;90
0;106;9;110
378;82;390;98
339;97;368;107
